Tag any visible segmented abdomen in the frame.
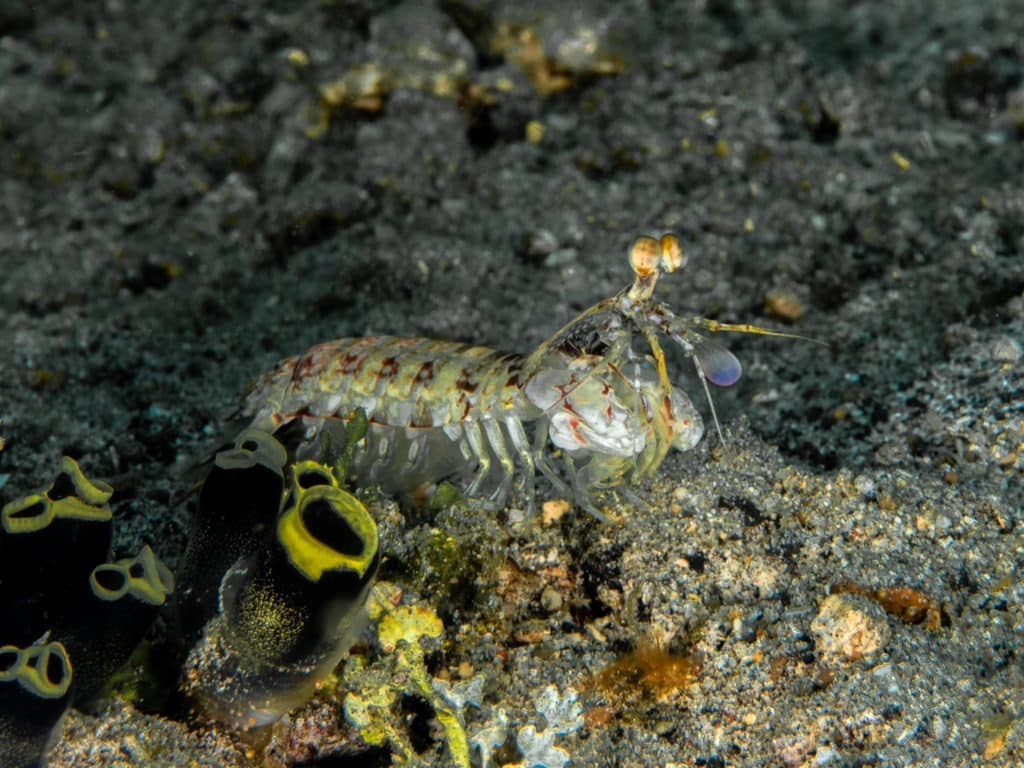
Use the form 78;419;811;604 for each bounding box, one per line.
243;336;534;433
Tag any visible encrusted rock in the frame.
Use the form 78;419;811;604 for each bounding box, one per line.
810;593;891;663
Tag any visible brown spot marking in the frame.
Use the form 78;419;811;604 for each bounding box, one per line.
456;368;479;393
415;361;435;385
599;383;614;418
340;351;366;375
291;353;317;383
378;356;400;379
504;358;525;388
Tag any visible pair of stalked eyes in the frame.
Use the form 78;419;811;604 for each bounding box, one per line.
629;233;685;277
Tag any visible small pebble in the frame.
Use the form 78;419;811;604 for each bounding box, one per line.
540;585;563;613
991;336;1021;363
814;746;839;765
542;499;570;524
544;247;578;268
810;593;891;662
653;720;675;736
764;288;805;321
853;474;876;499
521;229;559;262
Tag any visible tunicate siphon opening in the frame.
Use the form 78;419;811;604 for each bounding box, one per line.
303;498;364;557
93;565;127;593
48;472;75;501
6;499;47;520
40;646;70;687
297;469;332;489
0;648;20;674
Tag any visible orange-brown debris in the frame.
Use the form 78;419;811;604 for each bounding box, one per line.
831;579;945;630
594;640;700;707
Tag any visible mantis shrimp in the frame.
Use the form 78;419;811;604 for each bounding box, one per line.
238;234;802;519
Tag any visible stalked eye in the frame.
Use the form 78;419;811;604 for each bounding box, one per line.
629;235;662;277
694;338;743;387
658;233;685;272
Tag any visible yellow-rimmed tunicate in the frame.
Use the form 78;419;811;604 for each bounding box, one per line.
1;455;113;535
0;457;113;646
0;639;74;768
276;484;378;582
183;460;379;730
56;546;174;705
176;428;288;643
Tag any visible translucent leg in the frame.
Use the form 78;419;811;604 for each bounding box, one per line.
615;483;650;514
531;420;574;502
463;420;492;496
563;454;610;523
504;416;535;513
483;419;515;507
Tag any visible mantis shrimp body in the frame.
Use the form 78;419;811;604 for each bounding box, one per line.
240;234;796;519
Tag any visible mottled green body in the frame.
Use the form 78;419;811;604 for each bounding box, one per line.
245;336;536;433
